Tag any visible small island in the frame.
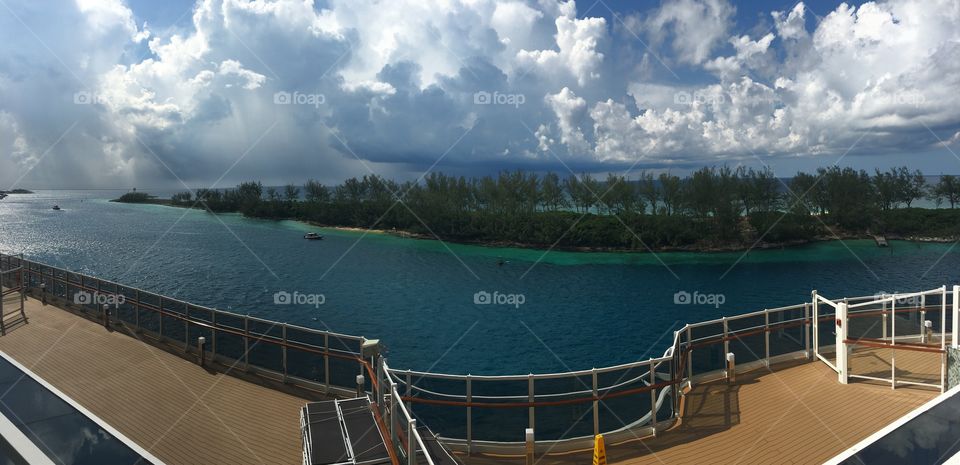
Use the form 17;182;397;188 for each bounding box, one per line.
146;165;960;253
111;192;170;205
0;189;34;194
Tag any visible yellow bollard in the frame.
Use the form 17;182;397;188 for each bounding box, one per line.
592;434;607;465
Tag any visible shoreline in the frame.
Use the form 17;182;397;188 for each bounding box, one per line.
312;223;957;254
118;199;959;254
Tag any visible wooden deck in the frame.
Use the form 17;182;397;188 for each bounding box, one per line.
466;359;936;465
0;295;312;465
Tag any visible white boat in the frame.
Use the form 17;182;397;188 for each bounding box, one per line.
303;232;323;240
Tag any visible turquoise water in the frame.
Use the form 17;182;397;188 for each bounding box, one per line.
0;190;958;374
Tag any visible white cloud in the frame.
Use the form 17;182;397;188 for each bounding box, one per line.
516;3;607;86
1;0;960;189
645;0;735;65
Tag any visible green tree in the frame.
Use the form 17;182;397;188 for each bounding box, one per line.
284;184;300;202
304;179;330;202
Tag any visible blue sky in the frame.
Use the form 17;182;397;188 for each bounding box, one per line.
1;0;959;189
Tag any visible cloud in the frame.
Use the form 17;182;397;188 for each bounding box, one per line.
644;0;735;66
0;0;959;189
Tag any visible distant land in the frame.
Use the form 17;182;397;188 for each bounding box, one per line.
0;189;33;194
112;165;960;254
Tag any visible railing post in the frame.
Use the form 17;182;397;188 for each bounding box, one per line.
528;374;535;432
649;363;657;434
184;304;190;349
804;303;811;359
953;285;960;349
673;330;682;417
685;325;693;380
592;368;599;436
376;356;385;408
890;296;898;389
722;317;729;368
943;287;949;393
243;315;250;369
941;286;947;350
882;296;889;340
18;260;24;310
764;309;770;366
134;289;140;331
282;323;288;383
389;381;398;447
466;375;473;456
159;296;164;339
812;291;819;358
324;333;330;392
211;311;217;356
405;371;412;412
407;418;416;465
921;293;926;322
837;302;848;385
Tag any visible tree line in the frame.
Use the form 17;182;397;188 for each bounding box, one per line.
162;166;960;250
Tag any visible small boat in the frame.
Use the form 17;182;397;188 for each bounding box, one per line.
52;205;61;211
303;232;323;240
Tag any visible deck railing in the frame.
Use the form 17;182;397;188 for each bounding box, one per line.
385;301;815;454
2;253;954;457
0;253;369;398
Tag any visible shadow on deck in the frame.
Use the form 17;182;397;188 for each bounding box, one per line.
464;358;935;465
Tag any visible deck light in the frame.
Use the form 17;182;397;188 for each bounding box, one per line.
525;428;535;465
356;374;365;398
726;352;736;383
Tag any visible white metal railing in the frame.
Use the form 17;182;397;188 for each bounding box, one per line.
380;360;436;465
837;286;953;391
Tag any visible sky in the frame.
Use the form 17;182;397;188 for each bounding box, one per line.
1;0;959;190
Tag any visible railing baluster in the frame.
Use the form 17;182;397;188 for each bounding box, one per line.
649;362;657;433
243;315;250;369
282;323;288;382
211;310;217;357
592;368;599;436
159;296;164;339
764;309;770;366
135;289;140;331
528;374;535;432
466;375;473;456
184;303;190;349
324;333;330;392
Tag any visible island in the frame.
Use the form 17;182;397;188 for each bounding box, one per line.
111;192;171;205
142;165;960;253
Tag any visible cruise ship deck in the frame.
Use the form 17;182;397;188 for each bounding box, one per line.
0;295;315;465
0;293;940;465
466;359;934;465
